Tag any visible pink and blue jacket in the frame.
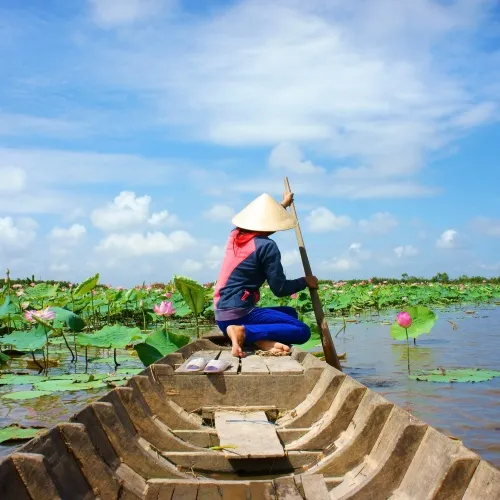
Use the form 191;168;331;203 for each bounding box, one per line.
213;229;307;321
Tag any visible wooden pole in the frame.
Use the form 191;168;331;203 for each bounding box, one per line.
283;177;343;371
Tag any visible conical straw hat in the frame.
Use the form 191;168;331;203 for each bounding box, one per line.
231;193;297;232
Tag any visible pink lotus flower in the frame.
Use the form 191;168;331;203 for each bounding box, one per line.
154;301;176;317
24;307;56;323
396;311;412;329
291;293;297;299
12;284;22;289
30;282;36;287
164;292;172;299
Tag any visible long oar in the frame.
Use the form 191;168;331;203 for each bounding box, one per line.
284;177;343;371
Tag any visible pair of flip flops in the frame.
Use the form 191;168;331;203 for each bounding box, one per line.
185;357;231;373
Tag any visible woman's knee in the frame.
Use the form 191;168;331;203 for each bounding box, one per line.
279;306;298;319
295;321;311;344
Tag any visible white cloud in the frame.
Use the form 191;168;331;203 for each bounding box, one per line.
359;212;399;234
0;217;37;250
50;263;70;273
89;0;167;28
206;245;225;269
0;112;82;139
321;242;370;272
95;230;196;256
182;259;203;273
268;142;324;174
453;102;497;128
322;257;360;272
91;191;179;232
0;166;26;194
470;216;500;237
394;245;418;258
348;242;371;261
85;0;497;186
203;205;235;221
306;207;352;232
147;210;179;227
49;224;87;245
281;249;301;267
436;229;458;248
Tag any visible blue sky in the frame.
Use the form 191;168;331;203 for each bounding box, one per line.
1;0;499;286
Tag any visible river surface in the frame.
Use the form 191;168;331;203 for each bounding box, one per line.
335;305;500;468
0;306;499;469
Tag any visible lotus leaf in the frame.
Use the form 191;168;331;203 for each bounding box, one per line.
77;324;142;349
0;325;49;351
0;352;9;364
34;379;108;392
1;390;53;400
51;307;86;332
409;368;500;383
390;305;437;340
0;295;18;318
0;424;46;444
0;373;108;385
174;276;205;315
73;273;99;297
134;328;190;367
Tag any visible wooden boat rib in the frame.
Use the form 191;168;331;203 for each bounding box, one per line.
1;338;499;499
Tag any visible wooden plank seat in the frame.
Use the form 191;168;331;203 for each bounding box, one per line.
145;474;330;499
214;410;285;459
175;350;304;375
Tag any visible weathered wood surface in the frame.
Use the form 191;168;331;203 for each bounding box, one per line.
262;355;304;374
240;354;270;374
217;350;239;374
145;476;329;500
175;350;221;373
214;411;284;459
2;340;500;500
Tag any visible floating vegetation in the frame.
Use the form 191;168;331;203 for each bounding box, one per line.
409;368;500;383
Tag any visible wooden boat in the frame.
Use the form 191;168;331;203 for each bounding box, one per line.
1;338;499;499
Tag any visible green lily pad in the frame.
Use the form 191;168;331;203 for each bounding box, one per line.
0;424;46;444
174;276;205;315
73;273;99;297
134;328;190;367
77;324;142;349
409;368;500;383
34;379;107;392
51;307;86;332
0;325;49;351
0;352;9;364
1;390;53;400
390;306;437;341
0;295;18;318
0;373;107;386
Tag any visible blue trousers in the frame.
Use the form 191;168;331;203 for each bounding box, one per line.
216;306;311;346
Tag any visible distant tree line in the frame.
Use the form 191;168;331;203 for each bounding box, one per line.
3;271;500;288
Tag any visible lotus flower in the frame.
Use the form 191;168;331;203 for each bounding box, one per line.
24;307;56;323
291;293;297;299
397;311;412;329
164;292;172;299
154;301;176;317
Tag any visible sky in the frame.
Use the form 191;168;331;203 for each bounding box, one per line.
1;0;500;286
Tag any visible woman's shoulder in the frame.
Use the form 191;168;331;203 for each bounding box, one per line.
255;236;278;251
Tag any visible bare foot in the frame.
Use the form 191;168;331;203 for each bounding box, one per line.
255;340;291;354
226;325;246;358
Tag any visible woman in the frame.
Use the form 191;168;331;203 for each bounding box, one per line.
213;191;319;357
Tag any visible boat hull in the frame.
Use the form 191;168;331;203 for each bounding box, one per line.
0;338;499;499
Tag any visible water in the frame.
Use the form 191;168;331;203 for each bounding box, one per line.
333;305;500;468
0;308;499;469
